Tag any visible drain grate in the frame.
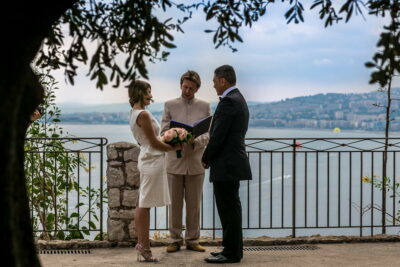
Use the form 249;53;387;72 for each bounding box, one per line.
244;246;319;251
38;250;92;255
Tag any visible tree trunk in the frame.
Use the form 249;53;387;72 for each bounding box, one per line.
0;2;76;265
382;76;393;234
0;71;41;266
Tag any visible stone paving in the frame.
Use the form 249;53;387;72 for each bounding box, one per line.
40;242;400;266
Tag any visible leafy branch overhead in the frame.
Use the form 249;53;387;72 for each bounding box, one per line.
35;0;399;90
36;0;191;89
365;0;400;87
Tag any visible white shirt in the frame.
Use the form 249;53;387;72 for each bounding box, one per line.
220;86;237;99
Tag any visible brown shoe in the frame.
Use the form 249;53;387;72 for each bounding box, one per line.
186;244;206;252
166;243;181;253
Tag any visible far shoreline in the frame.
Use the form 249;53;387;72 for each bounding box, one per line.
58;123;400;136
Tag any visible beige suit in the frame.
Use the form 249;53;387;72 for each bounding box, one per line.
161;96;211;245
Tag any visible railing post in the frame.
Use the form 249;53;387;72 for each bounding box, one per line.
292;139;296;238
382;153;387;234
100;138;104;240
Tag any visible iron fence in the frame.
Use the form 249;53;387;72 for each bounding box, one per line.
24;137;107;240
151;137;400;239
25;137;400;239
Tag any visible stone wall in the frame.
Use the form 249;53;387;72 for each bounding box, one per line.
106;142;140;242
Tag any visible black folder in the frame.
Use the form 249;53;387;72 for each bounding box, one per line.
169;116;212;138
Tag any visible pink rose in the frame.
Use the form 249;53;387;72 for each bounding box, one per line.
165;129;174;136
171;129;178;138
179;133;186;141
163;131;174;142
177;128;187;137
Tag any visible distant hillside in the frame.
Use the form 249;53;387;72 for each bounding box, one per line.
249;90;400;131
58;102;163;113
58;101;261;114
57;90;400;131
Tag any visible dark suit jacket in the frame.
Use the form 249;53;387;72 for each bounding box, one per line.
202;88;252;182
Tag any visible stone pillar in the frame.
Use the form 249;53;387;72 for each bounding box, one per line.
106;142;140;242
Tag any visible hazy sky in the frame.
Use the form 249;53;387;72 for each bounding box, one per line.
53;3;396;105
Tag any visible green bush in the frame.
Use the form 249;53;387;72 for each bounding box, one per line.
25;70;106;240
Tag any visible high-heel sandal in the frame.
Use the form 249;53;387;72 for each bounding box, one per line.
135;243;159;262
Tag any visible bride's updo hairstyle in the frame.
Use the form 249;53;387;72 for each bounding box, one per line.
128;80;151;107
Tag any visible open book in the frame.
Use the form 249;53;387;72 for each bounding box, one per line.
169;116;212;138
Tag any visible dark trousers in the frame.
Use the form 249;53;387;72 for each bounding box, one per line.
213;181;243;261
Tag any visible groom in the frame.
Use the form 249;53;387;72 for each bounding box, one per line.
202;65;252;263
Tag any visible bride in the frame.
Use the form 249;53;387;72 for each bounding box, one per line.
128;80;179;262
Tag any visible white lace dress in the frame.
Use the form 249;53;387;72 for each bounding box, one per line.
130;109;171;208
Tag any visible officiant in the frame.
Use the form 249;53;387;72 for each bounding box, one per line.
160;70;211;253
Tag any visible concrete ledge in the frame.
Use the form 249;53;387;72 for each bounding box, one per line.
36;234;400;250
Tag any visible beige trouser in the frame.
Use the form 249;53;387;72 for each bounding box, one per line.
167;173;204;245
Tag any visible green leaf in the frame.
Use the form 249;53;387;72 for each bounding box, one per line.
98;70;108;85
81;226;90;235
162;41;177;49
94;233;104;240
47;213;55;223
365;62;376;68
89;221;96;230
56;231;66;240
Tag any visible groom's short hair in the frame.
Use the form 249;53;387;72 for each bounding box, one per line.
214;65;236;85
180;70;201;88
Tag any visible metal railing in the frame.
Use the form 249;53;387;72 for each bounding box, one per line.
25;137;108;240
25;137;400;239
150;137;400;238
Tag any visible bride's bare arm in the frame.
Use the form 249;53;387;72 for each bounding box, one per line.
136;111;179;152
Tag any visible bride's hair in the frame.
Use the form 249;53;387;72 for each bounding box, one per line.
128;80;151;107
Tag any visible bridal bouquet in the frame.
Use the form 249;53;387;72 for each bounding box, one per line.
161;128;192;158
